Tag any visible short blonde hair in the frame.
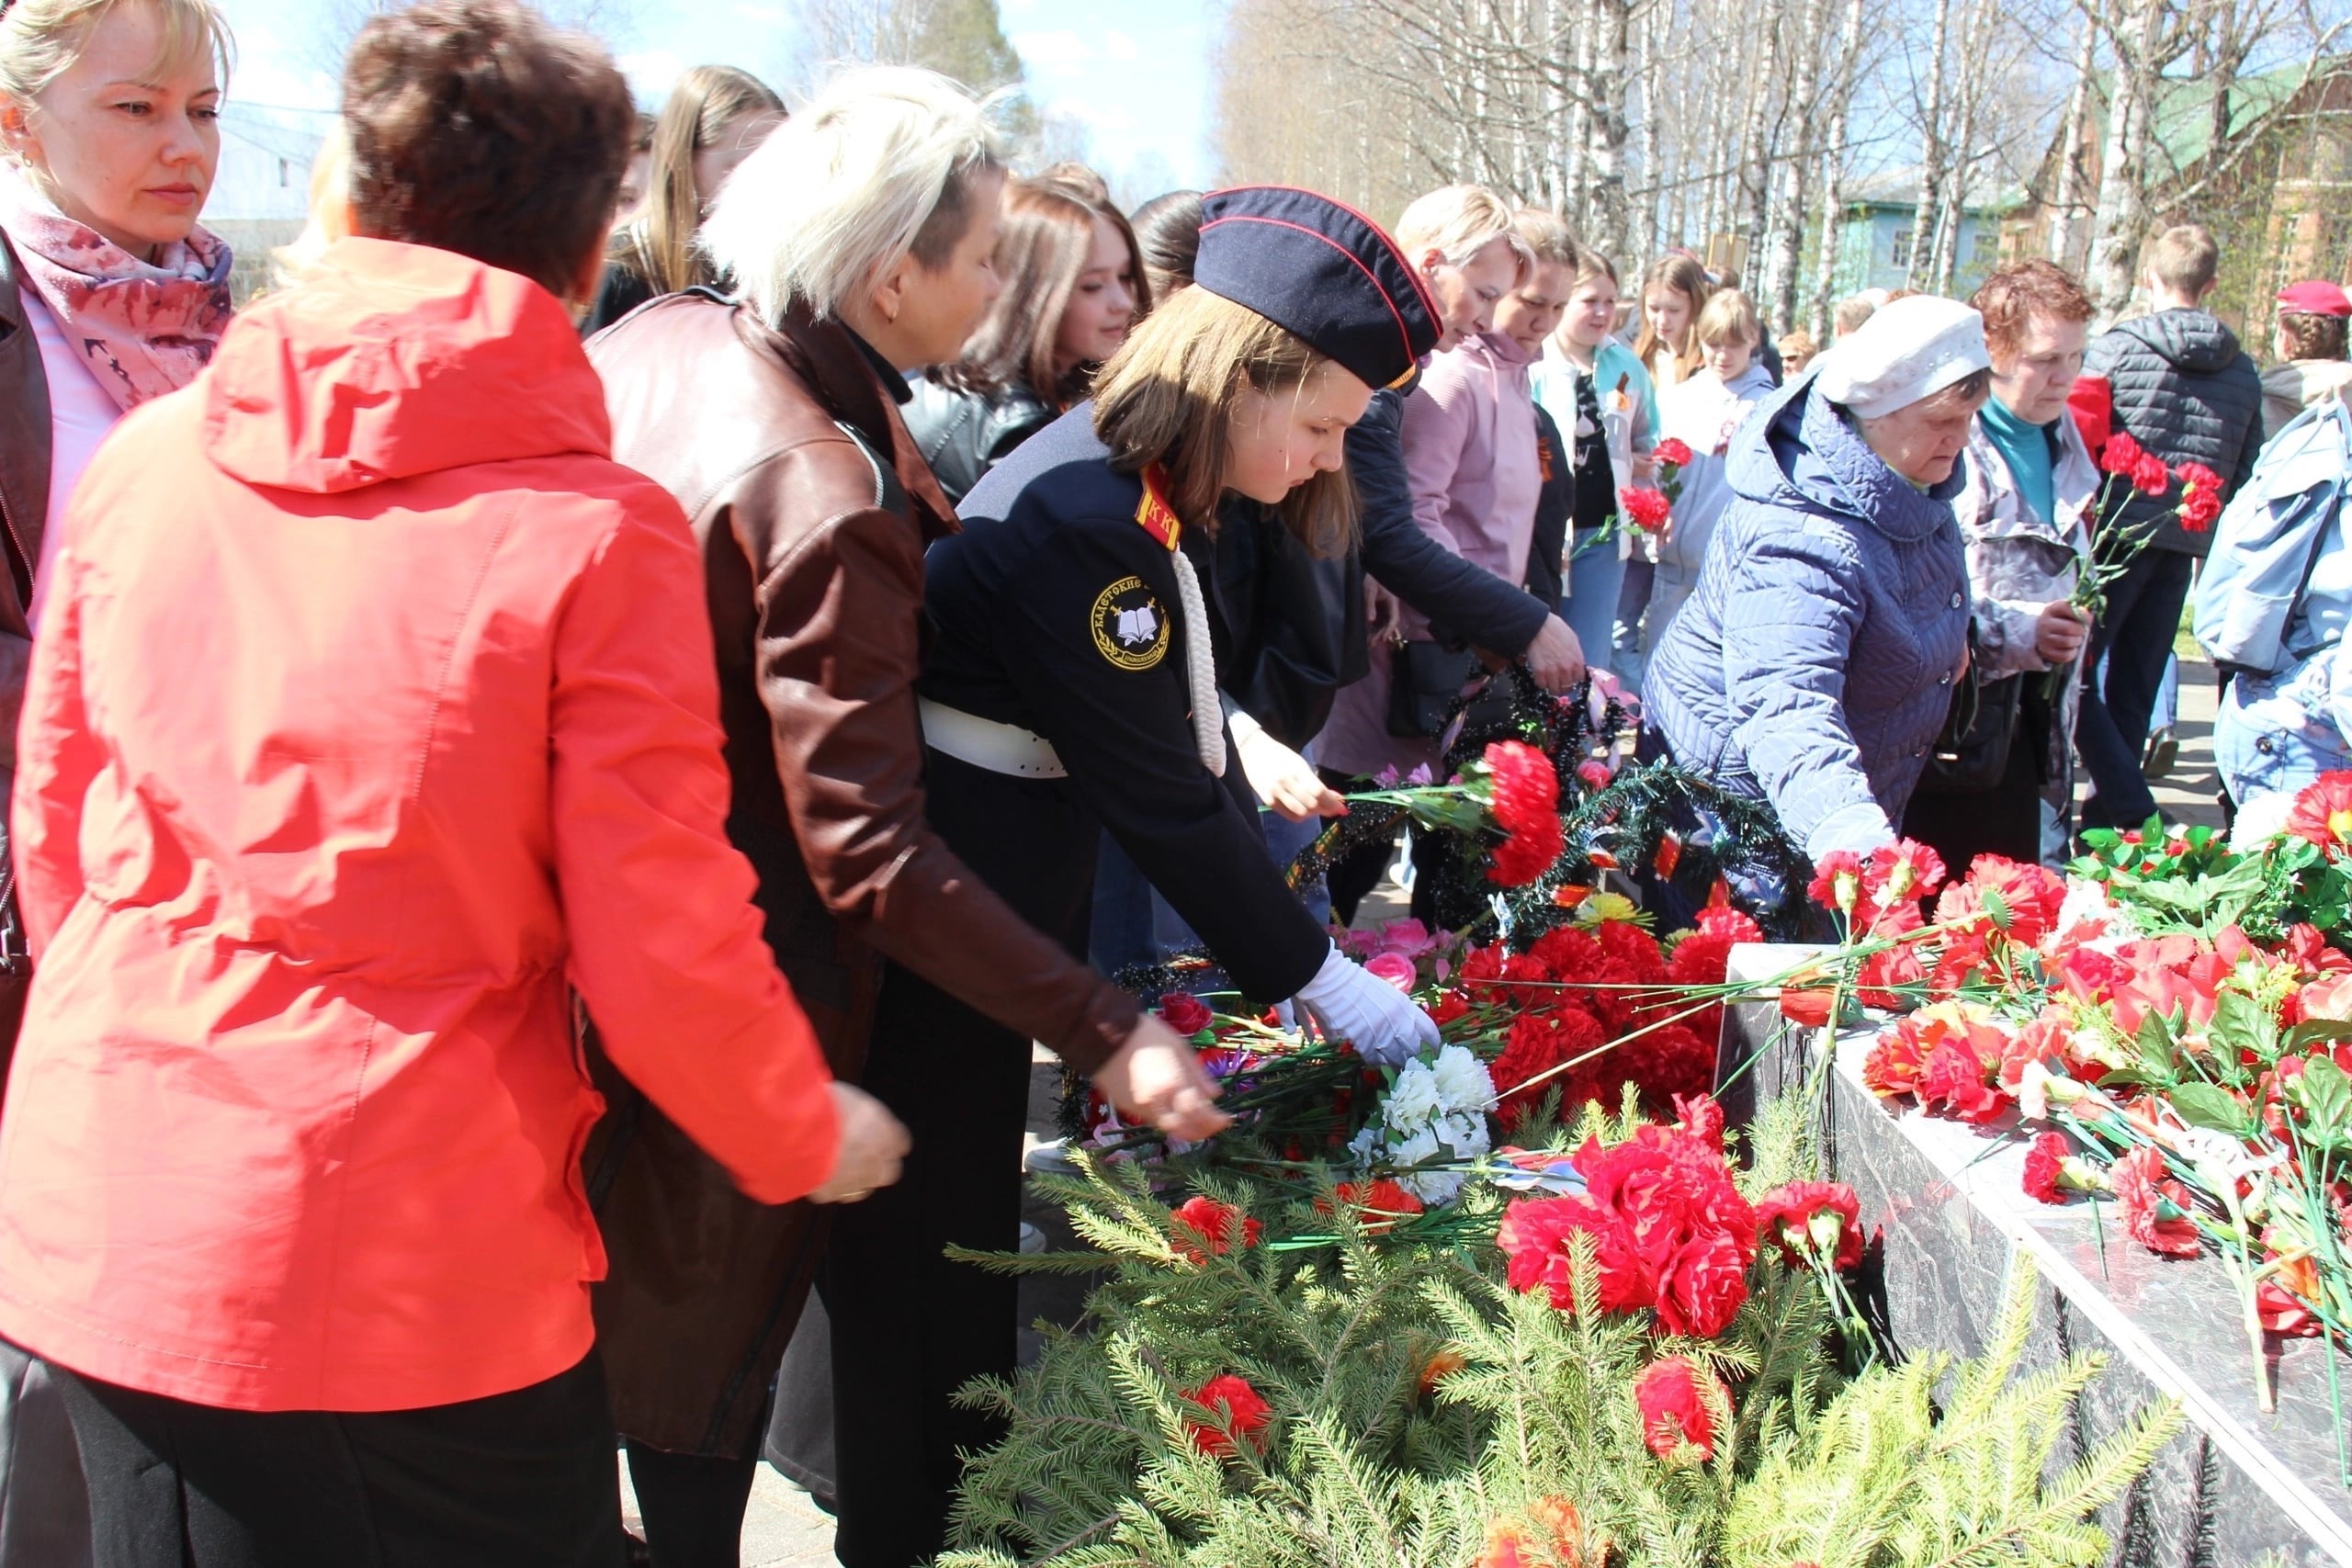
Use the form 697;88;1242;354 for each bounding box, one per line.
1694;288;1760;347
0;0;232;108
701;64;1003;326
1511;207;1581;271
2144;223;2220;298
1092;284;1355;559
1395;184;1529;277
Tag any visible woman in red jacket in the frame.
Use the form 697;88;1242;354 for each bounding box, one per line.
0;3;903;1563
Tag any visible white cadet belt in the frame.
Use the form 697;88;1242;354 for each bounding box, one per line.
916;697;1069;779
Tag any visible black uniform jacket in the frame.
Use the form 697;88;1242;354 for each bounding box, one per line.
922;408;1332;1002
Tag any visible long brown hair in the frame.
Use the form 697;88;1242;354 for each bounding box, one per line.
615;64;782;295
1632;253;1713;379
935;173;1148;408
1091;285;1356;558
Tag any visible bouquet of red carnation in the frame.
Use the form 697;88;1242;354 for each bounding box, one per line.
1340;739;1566;888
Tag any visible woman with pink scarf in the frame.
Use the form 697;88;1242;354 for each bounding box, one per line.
0;0;232;1560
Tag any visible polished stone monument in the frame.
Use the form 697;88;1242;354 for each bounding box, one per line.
1723;944;2352;1567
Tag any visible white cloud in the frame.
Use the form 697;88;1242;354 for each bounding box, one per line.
1010;28;1095;72
1102;30;1138;61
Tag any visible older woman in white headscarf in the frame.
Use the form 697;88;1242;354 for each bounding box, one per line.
1645;296;1992;863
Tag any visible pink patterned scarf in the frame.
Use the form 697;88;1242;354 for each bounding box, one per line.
0;163;232;412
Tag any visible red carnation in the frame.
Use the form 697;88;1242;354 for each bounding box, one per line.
1491;1006;1607;1130
1182;1373;1272;1456
1633;1356;1720;1460
2068;374;2113;454
1863;837;1946;906
2175;461;2224;532
1674;1091;1725;1146
1170;1196;1261;1263
2110;1145;2201;1258
2130;451;2172;496
1619;486;1672;532
1755;1179;1863;1269
1484;740;1565;887
2098;428;2145;477
2021;1131;2071;1204
1476;1497;1586;1568
1498;1125;1758;1336
2288;772;2352;851
1693;897;1762;944
1653;437;1694;468
1317;1179;1425;1235
1159;991;1215;1036
1779;987;1837;1027
1934;854;2064;945
1806;851;1866;916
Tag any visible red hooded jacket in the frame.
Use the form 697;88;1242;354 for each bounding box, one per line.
0;239;838;1412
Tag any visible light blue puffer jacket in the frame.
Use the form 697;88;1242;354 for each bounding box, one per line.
1645;378;1972;859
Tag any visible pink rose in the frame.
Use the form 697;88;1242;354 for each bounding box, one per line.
1364;953;1419;992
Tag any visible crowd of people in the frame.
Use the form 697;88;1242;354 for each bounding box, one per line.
0;0;2345;1565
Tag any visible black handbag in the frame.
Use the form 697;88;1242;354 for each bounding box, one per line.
1385;639;1518;739
1916;668;2022;795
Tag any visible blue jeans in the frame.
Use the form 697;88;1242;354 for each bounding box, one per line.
2213;695;2352;807
1561;536;1626;685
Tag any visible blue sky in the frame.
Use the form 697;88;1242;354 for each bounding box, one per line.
213;0;1220;193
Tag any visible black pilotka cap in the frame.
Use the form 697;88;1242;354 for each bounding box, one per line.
1192;186;1442;391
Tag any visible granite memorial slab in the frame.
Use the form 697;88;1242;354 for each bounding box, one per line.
1722;942;2352;1567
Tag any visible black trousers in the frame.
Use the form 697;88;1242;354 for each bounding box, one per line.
781;750;1096;1568
2077;547;2194;830
48;1348;622;1568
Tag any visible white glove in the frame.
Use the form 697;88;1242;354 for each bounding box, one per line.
1226;705;1342;822
1295;942;1439;1066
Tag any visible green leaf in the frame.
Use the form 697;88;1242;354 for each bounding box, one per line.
2299;1055;2352;1141
2167;1082;2251;1138
2206;989;2276;1069
2285;1019;2352;1053
2134;1011;2177;1080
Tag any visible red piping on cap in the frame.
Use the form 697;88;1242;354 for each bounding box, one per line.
1197;213;1416;371
1209;184;1444;328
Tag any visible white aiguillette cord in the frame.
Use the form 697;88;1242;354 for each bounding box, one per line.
1170;546;1227;777
1136;464;1227;778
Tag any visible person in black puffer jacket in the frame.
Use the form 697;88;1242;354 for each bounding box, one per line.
904;169;1143;504
2076;223;2264;832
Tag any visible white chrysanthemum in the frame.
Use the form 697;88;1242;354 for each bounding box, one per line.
1428;1044;1496;1113
1384;1060;1442;1124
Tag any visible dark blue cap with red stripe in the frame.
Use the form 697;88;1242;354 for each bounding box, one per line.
1193;186;1441;390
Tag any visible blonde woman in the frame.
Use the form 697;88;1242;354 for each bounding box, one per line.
0;2;232;1551
584;69;1224;1567
582;63;781;333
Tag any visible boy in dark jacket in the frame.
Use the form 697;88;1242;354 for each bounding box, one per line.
2077;223;2264;831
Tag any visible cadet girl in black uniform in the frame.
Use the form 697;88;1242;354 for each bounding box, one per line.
812;188;1450;1567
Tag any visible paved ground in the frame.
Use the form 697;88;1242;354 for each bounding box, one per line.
680;657;2229;1564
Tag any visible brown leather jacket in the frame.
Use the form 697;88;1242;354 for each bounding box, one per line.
580;292;1139;1454
0;239;53;1074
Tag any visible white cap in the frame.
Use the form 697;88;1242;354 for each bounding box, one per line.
1814;295;1989;418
